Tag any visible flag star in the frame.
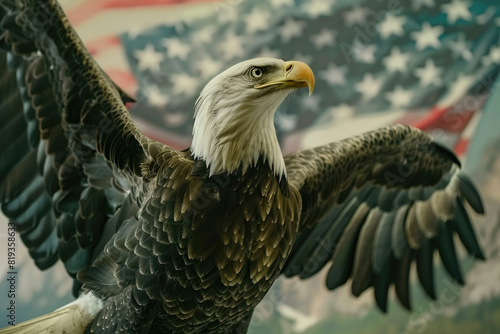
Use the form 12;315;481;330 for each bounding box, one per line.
245;8;271;34
302;0;333;18
145;86;169;108
319;63;347;86
411;0;435;10
311;28;336;49
442;0;472;23
195;56;223;79
293;52;313;64
330;104;355;120
163;112;188;127
482;45;500;66
162;38;191;60
343;7;369;27
270;0;294;8
411;22;443;50
383;47;410;73
279;19;307;43
353;44;376;63
257;47;281;59
275;113;298;131
476;6;496;25
134;44;164;72
452;74;476;92
414;59;443;86
440;74;476;105
171;73;198;96
356;73;383;101
213;3;238;23
301;94;321;111
220;31;244;60
448;33;472;60
386;85;413;108
378;14;407;39
192;26;216;44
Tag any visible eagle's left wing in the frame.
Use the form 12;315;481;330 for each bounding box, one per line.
282;124;484;312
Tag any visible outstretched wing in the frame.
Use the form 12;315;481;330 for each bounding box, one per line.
282;124;484;312
0;0;169;293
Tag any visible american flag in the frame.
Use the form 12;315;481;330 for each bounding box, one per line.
3;0;500;330
63;0;500;158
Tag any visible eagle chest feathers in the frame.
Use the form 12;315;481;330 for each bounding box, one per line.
141;153;301;321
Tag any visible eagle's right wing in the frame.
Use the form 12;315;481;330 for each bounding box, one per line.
0;0;173;293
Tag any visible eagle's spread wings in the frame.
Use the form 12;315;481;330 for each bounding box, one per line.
0;0;170;293
0;0;486;332
282;125;484;311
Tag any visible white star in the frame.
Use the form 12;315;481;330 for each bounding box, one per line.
145;86;169;108
343;7;369;27
411;0;435;10
378;14;407;39
353;44;376;63
195;55;223;79
134;44;164;72
257;47;281;59
275;113;298;131
270;0;294;8
482;45;500;66
279;19;307;43
476;6;496;25
213;2;238;23
219;31;244;60
386;85;413;108
448;33;472;60
302;0;333;18
383;47;410;73
439;74;476;106
414;59;443;86
311;28;336;49
301;94;321;111
356;73;383;101
245;8;271;34
293;52;313;64
163;112;187;127
162;38;191;60
192;26;216;44
442;0;472;23
330;104;355;120
411;22;443;50
319;63;346;86
171;73;198;96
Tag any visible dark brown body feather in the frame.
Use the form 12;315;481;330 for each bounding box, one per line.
80;153;301;333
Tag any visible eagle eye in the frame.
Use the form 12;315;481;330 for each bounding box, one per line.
250;67;263;78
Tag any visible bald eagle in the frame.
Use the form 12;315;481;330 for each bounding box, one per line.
0;0;485;333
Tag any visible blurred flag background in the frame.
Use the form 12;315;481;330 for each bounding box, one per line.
1;0;500;332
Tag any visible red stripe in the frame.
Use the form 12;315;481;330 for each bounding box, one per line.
67;0;213;26
411;107;476;133
86;36;122;56
454;137;469;156
411;107;448;130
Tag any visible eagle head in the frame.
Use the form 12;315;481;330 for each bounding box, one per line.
191;57;314;178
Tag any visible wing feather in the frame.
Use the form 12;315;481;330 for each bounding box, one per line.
0;1;175;296
282;124;484;312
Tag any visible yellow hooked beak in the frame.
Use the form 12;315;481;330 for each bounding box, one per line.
254;61;315;96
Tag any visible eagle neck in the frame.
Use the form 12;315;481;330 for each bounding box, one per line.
191;98;287;181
